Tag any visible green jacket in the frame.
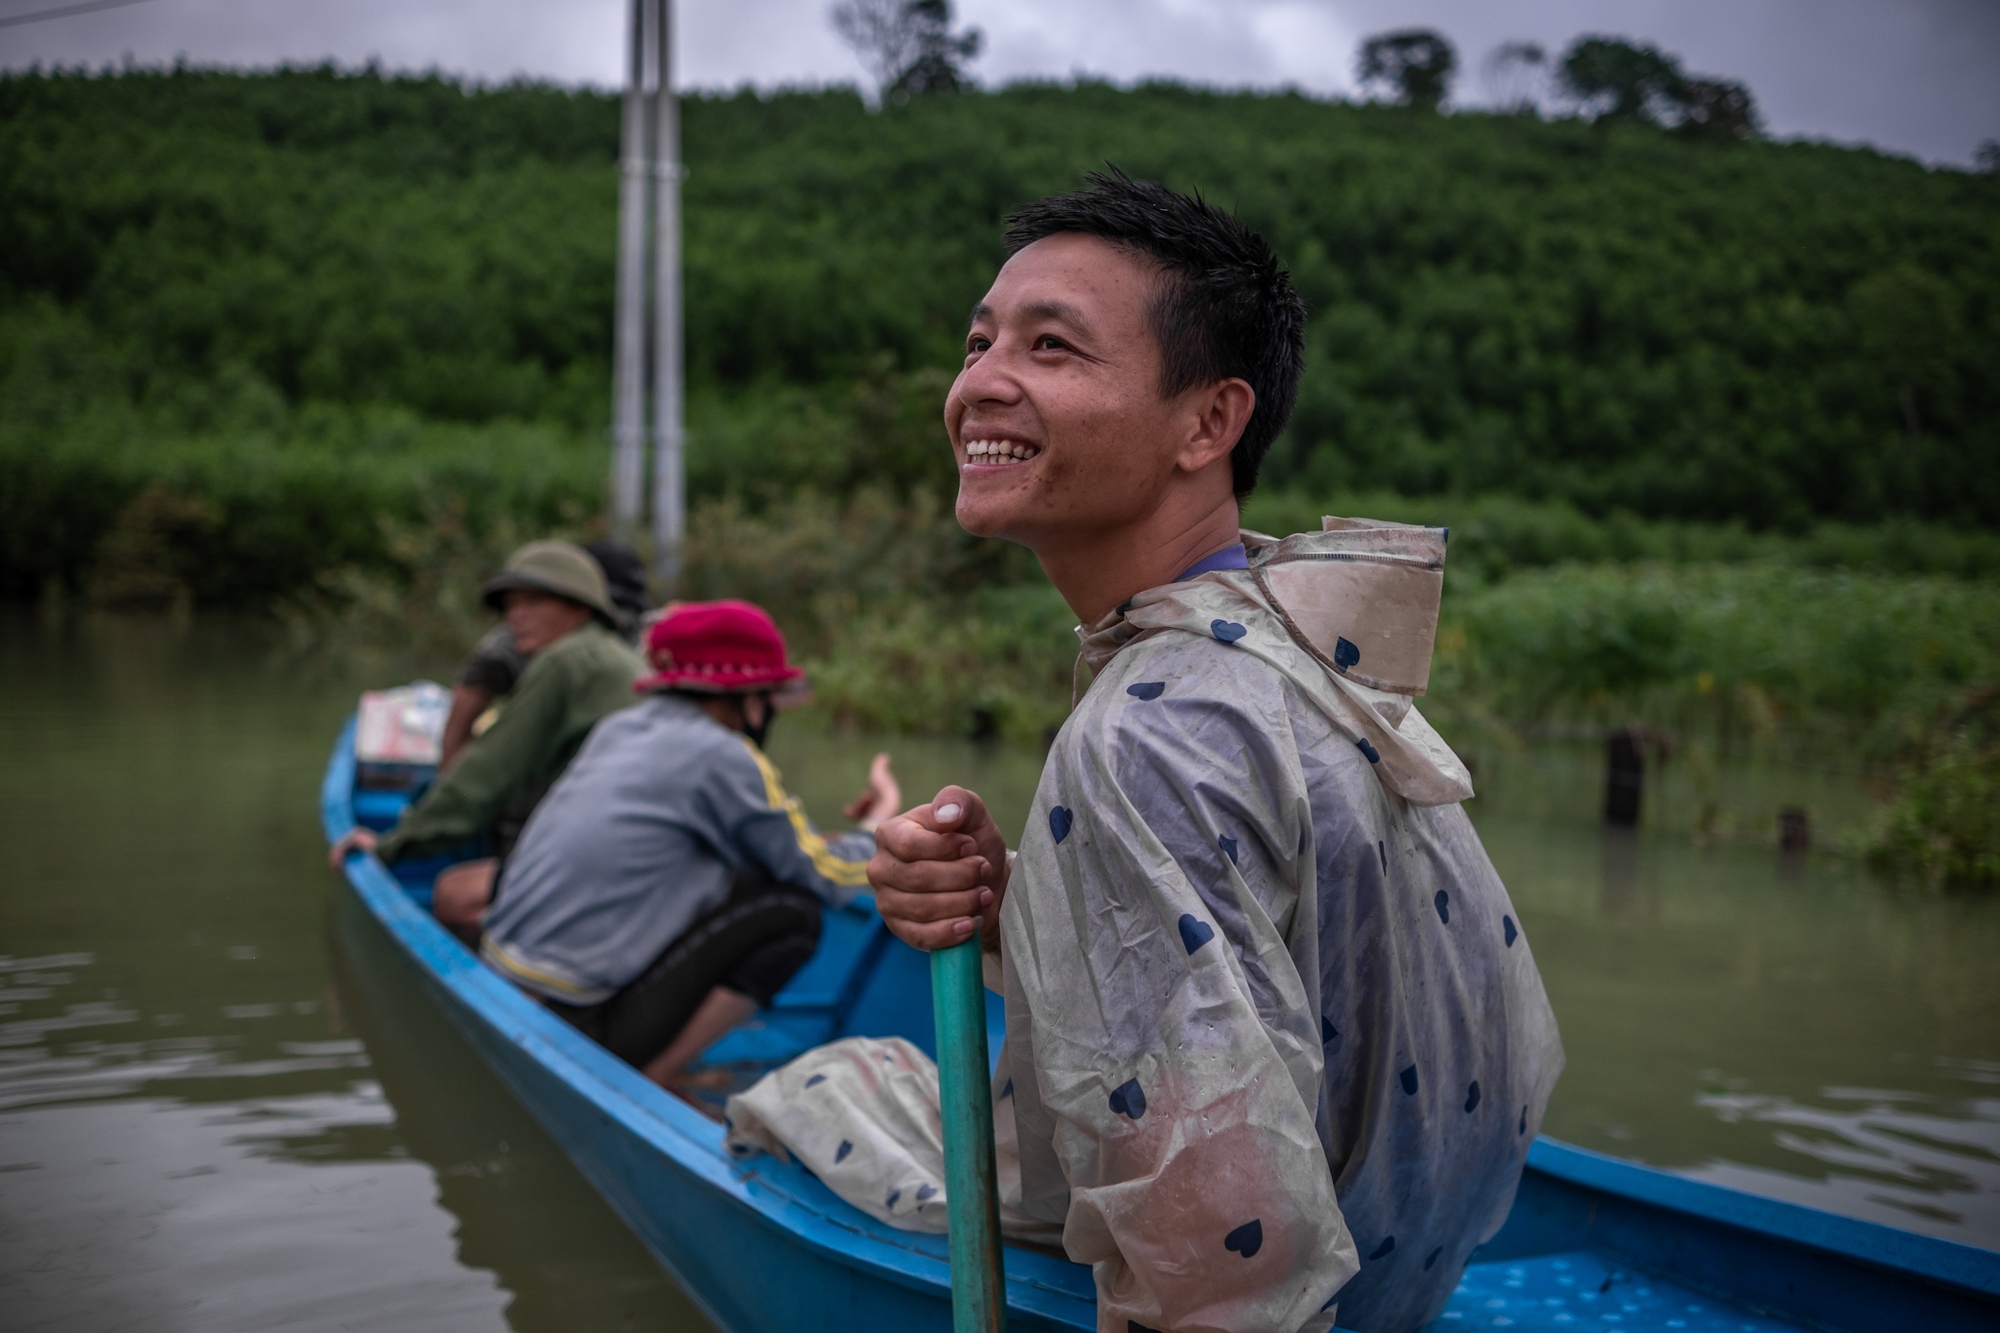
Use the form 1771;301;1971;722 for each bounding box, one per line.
378;622;646;864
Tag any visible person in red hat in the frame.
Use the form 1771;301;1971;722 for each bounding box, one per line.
475;599;901;1095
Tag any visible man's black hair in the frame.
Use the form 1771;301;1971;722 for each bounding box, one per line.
1002;167;1307;499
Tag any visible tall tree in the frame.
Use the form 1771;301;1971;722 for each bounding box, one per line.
1676;78;1760;142
1357;29;1458;112
1558;36;1759;141
1481;40;1547;113
1557;36;1687;124
831;0;982;106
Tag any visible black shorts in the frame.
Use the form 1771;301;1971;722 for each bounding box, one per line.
548;873;822;1068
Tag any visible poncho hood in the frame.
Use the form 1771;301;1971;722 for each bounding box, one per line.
1078;515;1474;807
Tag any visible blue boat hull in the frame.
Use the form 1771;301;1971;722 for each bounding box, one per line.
322;718;1999;1332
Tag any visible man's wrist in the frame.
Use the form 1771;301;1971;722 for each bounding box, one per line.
981;849;1016;955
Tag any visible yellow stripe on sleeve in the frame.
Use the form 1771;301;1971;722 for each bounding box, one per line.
479;937;605;1003
743;741;872;888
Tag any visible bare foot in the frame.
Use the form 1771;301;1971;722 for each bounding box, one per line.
844;752;902;828
671;1067;736;1093
666;1078;730;1121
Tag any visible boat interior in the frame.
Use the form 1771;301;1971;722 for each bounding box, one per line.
345;744;1999;1333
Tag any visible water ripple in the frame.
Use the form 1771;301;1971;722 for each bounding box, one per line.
1689;1082;2000;1240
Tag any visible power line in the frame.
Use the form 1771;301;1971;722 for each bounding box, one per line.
0;0;158;31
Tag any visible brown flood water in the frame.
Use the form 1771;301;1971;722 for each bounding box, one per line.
1;611;1994;1331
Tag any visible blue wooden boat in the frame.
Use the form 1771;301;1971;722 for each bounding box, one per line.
323;716;2000;1332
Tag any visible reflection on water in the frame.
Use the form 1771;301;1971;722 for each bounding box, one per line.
2;1088;511;1331
0;611;712;1331
1687;1081;2000;1238
0;611;1995;1333
330;890;715;1332
0;950;370;1110
1468;743;2000;1245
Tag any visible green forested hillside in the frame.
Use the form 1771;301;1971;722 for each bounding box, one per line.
4;64;1996;576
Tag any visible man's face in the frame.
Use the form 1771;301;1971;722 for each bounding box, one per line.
504;588;590;653
946;233;1194;547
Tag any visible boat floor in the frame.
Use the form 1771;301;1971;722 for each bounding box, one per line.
1435;1251;1797;1331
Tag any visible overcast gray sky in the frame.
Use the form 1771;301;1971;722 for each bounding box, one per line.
3;0;1995;167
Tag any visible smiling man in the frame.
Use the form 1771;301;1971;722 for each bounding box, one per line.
868;172;1563;1332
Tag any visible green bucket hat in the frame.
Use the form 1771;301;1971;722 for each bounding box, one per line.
481;540;619;627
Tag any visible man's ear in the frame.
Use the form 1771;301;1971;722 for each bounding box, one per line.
1176;378;1257;475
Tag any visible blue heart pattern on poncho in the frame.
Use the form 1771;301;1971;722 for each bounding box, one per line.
1224;1218;1263;1257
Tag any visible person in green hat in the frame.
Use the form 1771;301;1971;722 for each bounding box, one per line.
438;539;650;771
328;540;648;937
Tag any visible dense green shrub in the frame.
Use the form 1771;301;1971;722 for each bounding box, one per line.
0;411;603;604
788;549;2000;759
802;586;1080;742
1425;562;2000;766
1867;740;2000;887
281;478;1999;763
290;484;1078;740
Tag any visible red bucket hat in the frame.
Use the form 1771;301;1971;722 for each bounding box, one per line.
636;599;805;695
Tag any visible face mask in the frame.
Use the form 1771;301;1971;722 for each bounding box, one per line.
741;694;775;750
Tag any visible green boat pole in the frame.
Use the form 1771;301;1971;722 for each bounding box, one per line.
932;937;1005;1332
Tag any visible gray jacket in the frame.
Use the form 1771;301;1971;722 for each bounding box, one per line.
479;694;874;1004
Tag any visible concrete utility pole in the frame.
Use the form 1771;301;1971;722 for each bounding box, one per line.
649;0;686;589
609;0;650;540
608;0;685;588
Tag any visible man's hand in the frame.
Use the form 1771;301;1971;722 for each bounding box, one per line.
869;785;1010;951
327;826;379;871
842;752;903;831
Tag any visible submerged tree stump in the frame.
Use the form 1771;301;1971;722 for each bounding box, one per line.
1779;806;1811;853
1605;728;1644;826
